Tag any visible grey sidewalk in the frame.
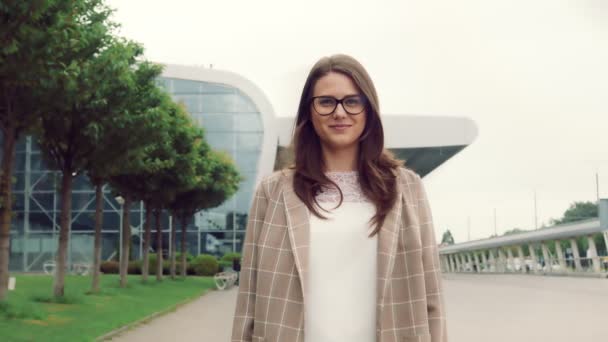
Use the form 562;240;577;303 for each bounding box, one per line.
108;275;608;341
108;287;238;342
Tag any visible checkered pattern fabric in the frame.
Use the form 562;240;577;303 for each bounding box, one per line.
231;167;447;342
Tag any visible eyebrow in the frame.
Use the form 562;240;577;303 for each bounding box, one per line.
314;94;360;98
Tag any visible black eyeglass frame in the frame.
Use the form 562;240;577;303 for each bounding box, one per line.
309;95;368;116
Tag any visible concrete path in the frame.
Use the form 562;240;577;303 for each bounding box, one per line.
108;287;238;342
109;274;608;341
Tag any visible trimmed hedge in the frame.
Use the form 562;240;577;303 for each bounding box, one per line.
190;254;219;276
99;252;234;276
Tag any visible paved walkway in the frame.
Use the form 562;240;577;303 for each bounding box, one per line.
108;286;238;342
108;274;608;341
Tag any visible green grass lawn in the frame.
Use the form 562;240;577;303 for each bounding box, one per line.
0;274;216;342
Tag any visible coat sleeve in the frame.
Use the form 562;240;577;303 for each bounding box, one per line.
231;180;269;342
415;173;448;342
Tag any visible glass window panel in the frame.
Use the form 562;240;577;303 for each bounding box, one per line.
13;172;25;190
11;212;25;234
101;232;119;260
201;231;230;257
14;152;26;171
13;192;25;212
28;212;55;231
206;132;234;152
72;174;93;191
233;231;246;253
173;94;201;113
31;172;57;191
29;152;48;171
15;137;27;152
72;211;95;231
70;234;94;263
72;192;95;211
155;78;170;90
237;133;263;150
200;82;235;94
197;113;234;132
200;94;235;113
236;152;261;173
236;190;253;214
234;92;258;113
234;113;263;132
30;192;54;212
102;211;120;230
170;79;202;94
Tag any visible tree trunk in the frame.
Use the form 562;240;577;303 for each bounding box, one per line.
170;214;176;280
53;170;73;297
0;127;17;301
91;180;104;293
155;208;163;281
119;195;132;288
180;216;187;277
141;200;152;282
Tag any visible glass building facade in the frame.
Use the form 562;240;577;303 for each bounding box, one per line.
6;76;264;272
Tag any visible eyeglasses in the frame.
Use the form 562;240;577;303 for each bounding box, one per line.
310;95;367;116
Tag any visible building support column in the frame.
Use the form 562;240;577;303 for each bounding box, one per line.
481;251;488;272
516;245;527;273
506;248;515;272
455;254;462;272
587;235;601;273
497;249;507;273
541;242;551;273
528;244;539;273
554;240;567;273
488;249;496;273
569;238;582;271
448;255;456;273
473;252;481;273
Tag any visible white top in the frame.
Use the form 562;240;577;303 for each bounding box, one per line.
304;171;378;342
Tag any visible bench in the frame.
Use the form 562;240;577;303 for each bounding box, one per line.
214;271;238;290
42;260;91;276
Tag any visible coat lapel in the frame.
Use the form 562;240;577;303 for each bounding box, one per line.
282;182;311;303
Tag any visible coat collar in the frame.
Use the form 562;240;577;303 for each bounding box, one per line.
280;169;404;311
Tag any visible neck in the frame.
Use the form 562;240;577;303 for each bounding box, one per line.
321;143;359;172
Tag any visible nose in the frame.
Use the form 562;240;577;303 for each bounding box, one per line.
332;103;348;118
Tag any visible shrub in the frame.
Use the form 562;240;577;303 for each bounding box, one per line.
100;261;119;274
221;252;241;263
128;261;142;275
191;254;219;276
175;252;195;262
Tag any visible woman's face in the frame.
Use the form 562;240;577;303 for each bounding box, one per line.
309;72;367;152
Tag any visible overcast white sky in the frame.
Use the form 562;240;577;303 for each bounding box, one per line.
106;0;608;243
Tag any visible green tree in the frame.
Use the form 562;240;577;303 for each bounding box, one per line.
0;0;96;301
6;0;115;298
169;149;241;277
84;57;165;292
548;201;598;225
110;97;199;283
441;230;455;245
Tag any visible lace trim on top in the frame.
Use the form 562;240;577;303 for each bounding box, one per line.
315;171;370;203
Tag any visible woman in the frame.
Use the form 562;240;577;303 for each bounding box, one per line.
231;54;447;342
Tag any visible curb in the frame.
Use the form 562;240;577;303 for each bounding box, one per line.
96;288;216;341
444;272;608;279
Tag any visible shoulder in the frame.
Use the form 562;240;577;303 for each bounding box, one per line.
256;168;295;196
396;166;422;185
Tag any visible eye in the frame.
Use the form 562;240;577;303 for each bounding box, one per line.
317;97;336;107
344;96;363;107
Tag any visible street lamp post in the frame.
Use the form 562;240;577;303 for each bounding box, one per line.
115;196;125;266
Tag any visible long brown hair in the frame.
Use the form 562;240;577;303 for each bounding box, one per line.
288;54;404;237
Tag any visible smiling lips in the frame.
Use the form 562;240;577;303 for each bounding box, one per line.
329;124;351;131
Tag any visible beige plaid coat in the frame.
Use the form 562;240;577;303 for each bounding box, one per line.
231;167;447;342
